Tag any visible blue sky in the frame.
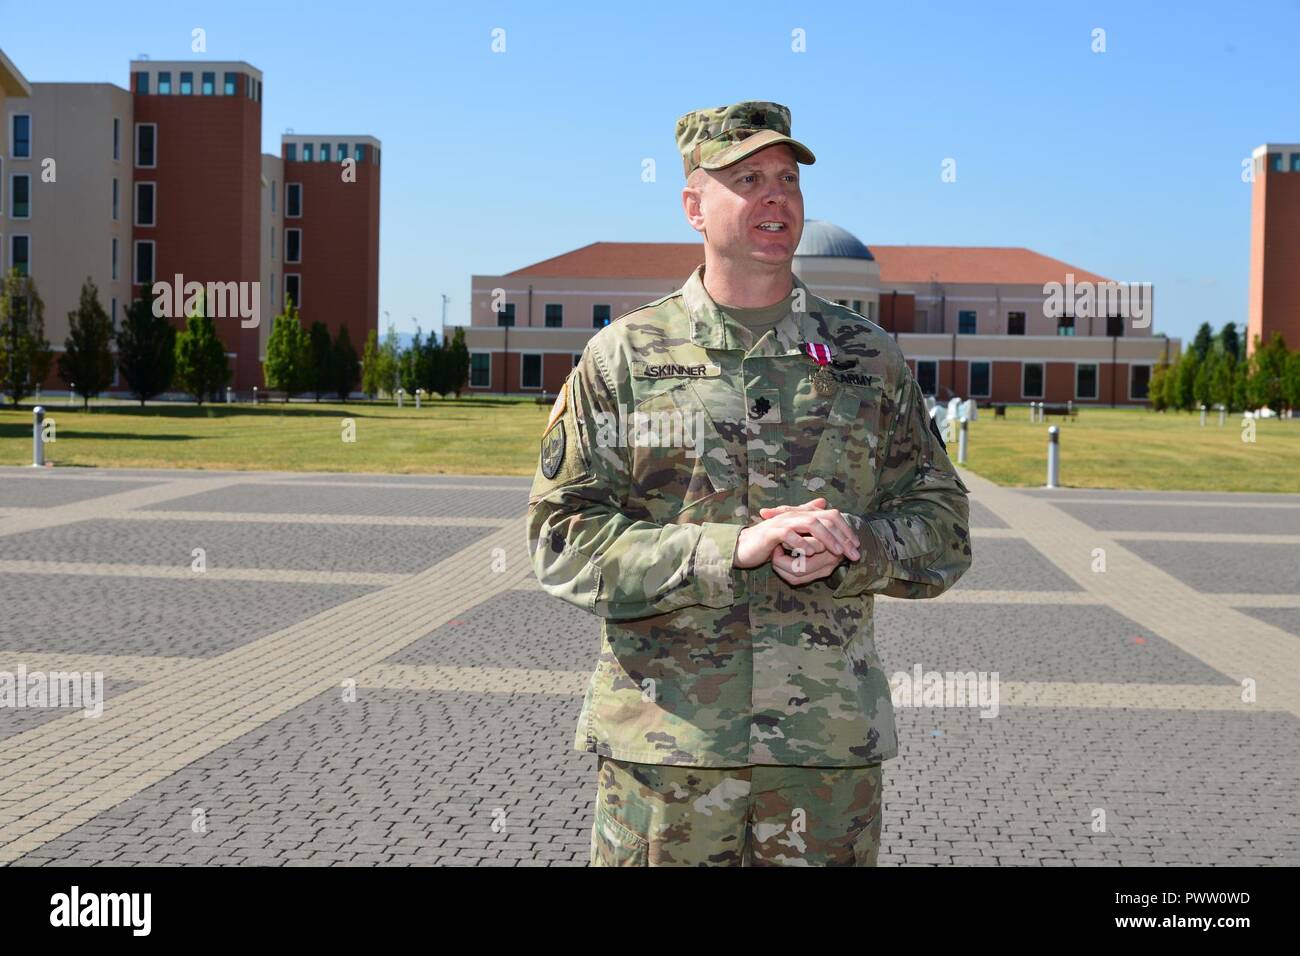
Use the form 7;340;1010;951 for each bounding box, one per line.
6;0;1299;343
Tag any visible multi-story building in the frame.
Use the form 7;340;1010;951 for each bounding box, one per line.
0;48;381;394
1248;143;1300;356
465;221;1177;405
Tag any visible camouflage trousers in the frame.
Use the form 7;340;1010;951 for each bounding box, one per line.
590;755;884;866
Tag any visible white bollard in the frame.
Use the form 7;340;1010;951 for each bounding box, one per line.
253;386;258;405
415;388;422;410
1218;405;1225;426
1046;426;1060;488
225;386;233;405
957;416;968;464
1199;404;1207;426
397;388;404;408
32;406;45;467
68;385;76;408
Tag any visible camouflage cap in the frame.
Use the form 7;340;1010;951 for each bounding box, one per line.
676;101;816;178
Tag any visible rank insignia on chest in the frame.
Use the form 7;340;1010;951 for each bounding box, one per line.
803;341;836;396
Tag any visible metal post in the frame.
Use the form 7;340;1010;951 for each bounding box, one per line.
253;386;258;405
1046;426;1060;489
1199;404;1207;426
415;388;422;410
225;386;233;405
397;388;404;409
32;406;45;467
957;416;968;464
68;385;76;408
1218;405;1225;427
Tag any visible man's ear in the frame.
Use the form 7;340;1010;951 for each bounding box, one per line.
682;181;706;233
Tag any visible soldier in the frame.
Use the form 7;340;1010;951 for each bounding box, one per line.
526;101;971;866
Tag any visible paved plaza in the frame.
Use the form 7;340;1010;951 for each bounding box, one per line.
0;465;1297;866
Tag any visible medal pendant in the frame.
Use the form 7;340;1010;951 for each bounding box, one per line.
812;365;836;395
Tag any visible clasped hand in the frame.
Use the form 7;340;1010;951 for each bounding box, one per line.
733;497;862;586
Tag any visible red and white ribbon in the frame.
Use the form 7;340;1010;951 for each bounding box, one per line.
804;342;832;365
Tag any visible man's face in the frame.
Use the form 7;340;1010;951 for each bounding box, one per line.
683;143;804;269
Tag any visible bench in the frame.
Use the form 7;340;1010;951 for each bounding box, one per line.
1041;403;1078;420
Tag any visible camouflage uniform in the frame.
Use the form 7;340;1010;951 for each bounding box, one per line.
526;101;971;865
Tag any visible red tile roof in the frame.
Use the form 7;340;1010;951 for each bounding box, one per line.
505;240;1111;286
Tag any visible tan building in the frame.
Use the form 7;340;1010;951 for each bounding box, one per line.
1248;143;1300;355
466;221;1177;405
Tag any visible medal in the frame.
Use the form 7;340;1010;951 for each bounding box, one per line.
805;342;836;395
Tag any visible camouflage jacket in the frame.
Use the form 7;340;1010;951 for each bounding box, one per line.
526;264;971;767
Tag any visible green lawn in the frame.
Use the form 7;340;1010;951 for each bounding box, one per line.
1;398;1297;492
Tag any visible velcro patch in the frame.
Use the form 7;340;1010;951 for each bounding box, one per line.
632;361;722;379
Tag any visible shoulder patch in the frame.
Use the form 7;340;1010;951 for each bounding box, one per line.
545;379;568;432
540;421;566;479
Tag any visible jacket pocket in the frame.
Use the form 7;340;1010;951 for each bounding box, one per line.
805;384;882;509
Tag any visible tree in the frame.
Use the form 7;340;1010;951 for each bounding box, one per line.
379;324;402;397
1246;332;1289;413
262;297;311;402
1209;351;1236;411
330;325;360;400
399;329;422;396
446;326;470;397
116;295;176;405
57;278;115;410
307;321;332;401
1191;322;1214;361
0;268;53;405
173;291;230;404
1284;349;1300;415
1192;352;1213;408
360;329;382;399
1218;322;1242;363
1174;352;1199;411
1149;354;1170;412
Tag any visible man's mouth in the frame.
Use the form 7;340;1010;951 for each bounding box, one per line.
756;221;787;232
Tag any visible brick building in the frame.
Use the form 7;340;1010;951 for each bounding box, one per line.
1248;144;1300;356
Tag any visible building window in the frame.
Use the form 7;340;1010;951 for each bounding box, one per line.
319;143;330;162
852;299;863;314
337;143;347;162
285;228;301;263
111;297;117;332
285;274;301;307
1076;363;1098;400
375;148;380;165
497;302;516;327
11;114;31;159
133;240;154;285
916;360;938;396
285;143;297;162
1270;152;1284;172
1056;314;1075;336
112;237;119;280
270;226;275;259
180;72;193;95
969;360;991;398
158;72;171;95
1291;153;1300;173
958;310;977;334
1007;311;1025;335
255;79;261;102
270;180;276;213
1022;362;1044;398
224;72;237;95
134;182;155;226
354;144;366;163
1105;314;1124;337
1130;364;1151;400
10;174;30;218
592;304;611;328
521;353;542;389
11;235;30;276
302;143;313;162
134;72;148;95
285;183;301;217
135;123;157;168
470;353;490;388
201;72;214;95
113;117;121;159
544;303;563;328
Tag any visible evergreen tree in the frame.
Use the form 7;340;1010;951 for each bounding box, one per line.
0;268;53;405
1148;355;1170;412
262;297;311;402
1247;333;1289;412
360;329;381;399
447;326;470;397
1191;322;1214;361
116;295;176;405
173;290;230;404
1192;352;1213;408
378;323;402;397
1209;352;1236;411
399;329;422;396
307;320;332;401
57;277;115;410
1175;352;1199;411
1218;322;1242;363
330;325;361;400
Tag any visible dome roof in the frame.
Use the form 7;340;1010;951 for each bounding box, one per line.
795;220;874;260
